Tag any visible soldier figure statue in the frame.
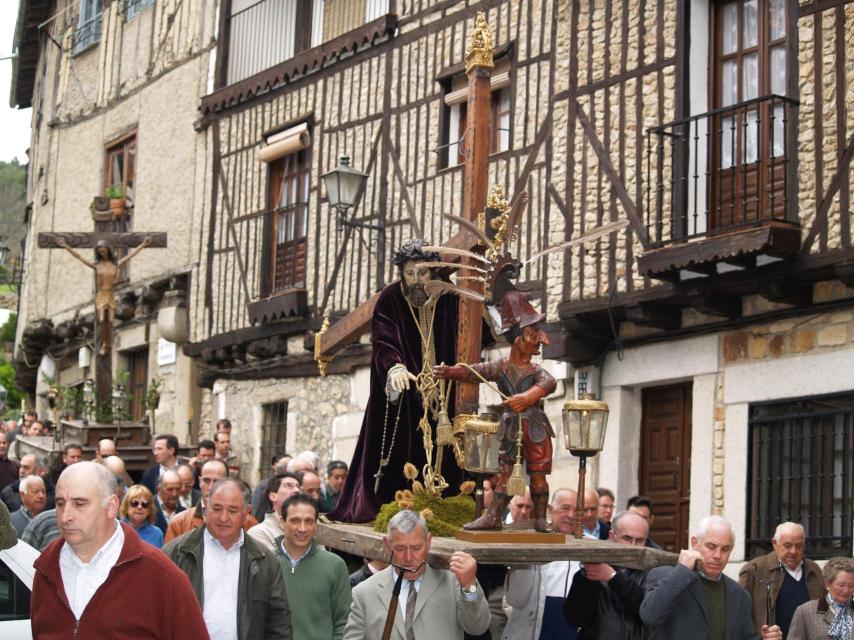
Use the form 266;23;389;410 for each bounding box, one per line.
434;290;555;532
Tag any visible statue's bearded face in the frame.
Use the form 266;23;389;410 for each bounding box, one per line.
401;260;431;307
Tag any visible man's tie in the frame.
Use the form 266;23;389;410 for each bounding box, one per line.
405;582;418;640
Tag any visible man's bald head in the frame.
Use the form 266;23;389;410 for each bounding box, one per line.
57;461;117;507
582;488;600;531
158;470;182;510
98;439;117;458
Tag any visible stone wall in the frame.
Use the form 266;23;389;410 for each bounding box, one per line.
205;372;356;484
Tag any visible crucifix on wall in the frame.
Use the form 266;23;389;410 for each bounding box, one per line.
38;198;167;407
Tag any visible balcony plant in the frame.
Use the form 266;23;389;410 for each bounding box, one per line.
105;184;127;219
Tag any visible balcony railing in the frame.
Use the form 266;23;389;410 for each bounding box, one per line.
73;12;103;54
645;94;799;248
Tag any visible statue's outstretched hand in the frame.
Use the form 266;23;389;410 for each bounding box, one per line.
388;366;417;393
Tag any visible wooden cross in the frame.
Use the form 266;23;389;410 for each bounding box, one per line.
454;12;494;415
37;201;167;406
317;15;497;403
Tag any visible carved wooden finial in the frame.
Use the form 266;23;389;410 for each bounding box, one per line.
465;12;494;74
314;315;333;377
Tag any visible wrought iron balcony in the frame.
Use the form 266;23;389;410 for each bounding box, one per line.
639;95;801;280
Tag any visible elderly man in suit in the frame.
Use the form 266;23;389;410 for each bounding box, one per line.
641;515;783;640
739;522;824;638
344;510;490;639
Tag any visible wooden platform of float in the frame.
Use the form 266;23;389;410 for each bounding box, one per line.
316;521;677;570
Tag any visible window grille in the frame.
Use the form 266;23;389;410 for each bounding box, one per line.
746;392;854;559
260;402;288;471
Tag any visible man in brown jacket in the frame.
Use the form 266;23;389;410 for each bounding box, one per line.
164;458;258;542
738;522;825;638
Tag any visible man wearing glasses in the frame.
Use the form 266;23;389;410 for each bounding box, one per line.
563;511;650;639
165;458;230;543
248;472;302;552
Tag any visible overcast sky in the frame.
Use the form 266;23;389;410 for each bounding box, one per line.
0;1;33;164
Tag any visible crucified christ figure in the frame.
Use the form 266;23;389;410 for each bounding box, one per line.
56;237;152;354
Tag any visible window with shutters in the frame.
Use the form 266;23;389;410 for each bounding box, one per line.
264;150;310;294
439;57;512;170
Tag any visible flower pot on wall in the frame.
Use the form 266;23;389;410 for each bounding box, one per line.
110;198;126;219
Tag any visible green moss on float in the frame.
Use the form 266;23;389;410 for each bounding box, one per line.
373;493;476;538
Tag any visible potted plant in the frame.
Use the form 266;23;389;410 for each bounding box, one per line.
105;184;126;219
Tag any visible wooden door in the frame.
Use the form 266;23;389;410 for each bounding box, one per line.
640;383;693;552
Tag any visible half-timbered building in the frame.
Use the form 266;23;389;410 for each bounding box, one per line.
12;0;852;570
189;0;854;568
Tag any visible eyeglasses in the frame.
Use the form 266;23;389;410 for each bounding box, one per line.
130;500;150;509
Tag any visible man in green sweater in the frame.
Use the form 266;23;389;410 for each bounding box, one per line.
275;494;352;640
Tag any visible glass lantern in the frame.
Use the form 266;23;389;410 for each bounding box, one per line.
463;412;501;475
562;393;609;456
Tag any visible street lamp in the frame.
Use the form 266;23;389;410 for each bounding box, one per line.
562;393;609;539
321;156;371;229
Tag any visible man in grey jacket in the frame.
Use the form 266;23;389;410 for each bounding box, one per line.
640;515;782;640
164;478;292;640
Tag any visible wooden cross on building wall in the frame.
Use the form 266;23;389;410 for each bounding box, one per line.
38;198;167;406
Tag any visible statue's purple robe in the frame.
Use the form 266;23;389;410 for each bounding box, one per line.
329;282;466;523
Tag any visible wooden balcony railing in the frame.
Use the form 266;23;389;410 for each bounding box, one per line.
645;94;799;248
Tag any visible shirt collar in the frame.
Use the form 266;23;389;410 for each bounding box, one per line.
203;526;244;552
392;568;424;590
782;562;804;580
61;519;124;568
280;538;313;565
584;520;601;538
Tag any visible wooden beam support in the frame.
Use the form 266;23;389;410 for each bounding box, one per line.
624;303;681;331
759;279;813;307
688;294;741;319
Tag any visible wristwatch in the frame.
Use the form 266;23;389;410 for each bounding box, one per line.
461;583;477;594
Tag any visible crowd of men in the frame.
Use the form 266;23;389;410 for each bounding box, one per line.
0;413;848;639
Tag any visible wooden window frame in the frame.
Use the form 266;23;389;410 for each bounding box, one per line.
262;149;311;296
104;132;137;283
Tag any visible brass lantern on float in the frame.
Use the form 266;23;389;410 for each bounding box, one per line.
562;393;610;538
460;412;501;518
463;412;501;476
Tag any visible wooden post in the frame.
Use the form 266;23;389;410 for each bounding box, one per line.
455;12;494;416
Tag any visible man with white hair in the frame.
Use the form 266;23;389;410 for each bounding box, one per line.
738;521;824;638
503;488;581;640
31;461;207;637
10;474;46;536
344;510;490;639
640;515;783;639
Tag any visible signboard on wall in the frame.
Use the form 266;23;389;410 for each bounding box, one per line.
158;339;177;366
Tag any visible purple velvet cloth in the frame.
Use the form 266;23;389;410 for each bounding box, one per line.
329;282;466;523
